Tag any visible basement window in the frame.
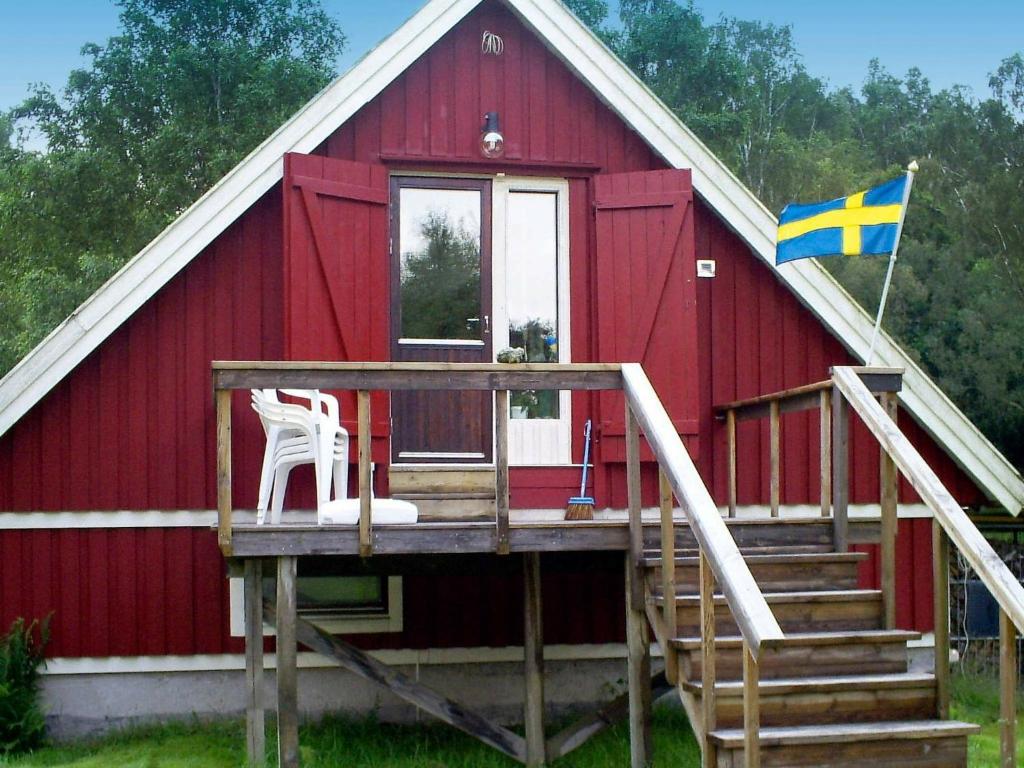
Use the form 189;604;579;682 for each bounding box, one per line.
229;574;403;636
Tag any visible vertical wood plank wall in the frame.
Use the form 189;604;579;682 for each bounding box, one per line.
0;0;992;659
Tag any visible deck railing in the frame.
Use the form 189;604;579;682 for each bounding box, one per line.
831;366;1022;767
713;367;904;626
213;360;785;767
714;365;1023;768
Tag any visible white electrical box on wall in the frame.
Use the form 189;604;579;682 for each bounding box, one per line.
697;259;716;278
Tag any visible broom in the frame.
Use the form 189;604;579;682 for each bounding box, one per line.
565;419;595;520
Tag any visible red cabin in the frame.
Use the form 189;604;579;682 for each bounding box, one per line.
1;0;1021;763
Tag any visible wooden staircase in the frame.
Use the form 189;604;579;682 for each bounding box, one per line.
641;535;981;767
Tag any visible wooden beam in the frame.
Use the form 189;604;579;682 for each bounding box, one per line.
715;380;832;414
769;401;780;518
626;552;652;768
726;410;737;518
216;388;233;555
212;362;624;393
700;551;717;768
933;520;951;719
1000;608;1018;768
276;557;299;768
357;390;372;558
523;552;545;767
831;384;849;553
244;559;265;767
263;600;528;762
819;390;831;518
545;672;671;761
713;370;902;421
659;469;678;685
743;641;760;768
625;403;644;607
496;391;510;556
880;391;899;630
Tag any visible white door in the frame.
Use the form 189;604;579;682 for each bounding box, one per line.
492;177;571;465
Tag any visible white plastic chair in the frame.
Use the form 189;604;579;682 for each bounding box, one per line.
251;389;348;524
250;392;416;526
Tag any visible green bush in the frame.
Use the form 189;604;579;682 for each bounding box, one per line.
0;616;51;755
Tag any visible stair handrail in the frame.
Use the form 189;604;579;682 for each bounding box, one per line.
622;363;786;657
832;366;1024;635
832;365;1020;767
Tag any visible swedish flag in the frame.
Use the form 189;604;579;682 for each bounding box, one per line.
776;175;909;265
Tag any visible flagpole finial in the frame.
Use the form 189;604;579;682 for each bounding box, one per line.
907;160;919;173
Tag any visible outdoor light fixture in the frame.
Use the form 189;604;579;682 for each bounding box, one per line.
480;112;504;158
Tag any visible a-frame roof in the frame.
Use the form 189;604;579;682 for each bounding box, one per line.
1;0;1022;513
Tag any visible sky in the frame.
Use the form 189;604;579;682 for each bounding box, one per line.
1;0;1021;118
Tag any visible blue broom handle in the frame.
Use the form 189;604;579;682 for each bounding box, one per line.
579;419;592;496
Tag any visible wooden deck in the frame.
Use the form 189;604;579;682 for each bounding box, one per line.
225;516;876;557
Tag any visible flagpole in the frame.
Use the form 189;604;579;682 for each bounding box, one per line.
866;160;918;365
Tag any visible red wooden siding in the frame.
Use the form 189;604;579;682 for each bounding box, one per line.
0;528;235;658
0;527;625;657
317;2;661;173
0;190;284;514
0;0;994;657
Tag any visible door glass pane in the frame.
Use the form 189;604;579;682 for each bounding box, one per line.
399;187;482;340
507;191;559;419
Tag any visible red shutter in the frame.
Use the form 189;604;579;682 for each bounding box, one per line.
593;168;699;461
282;152;390;443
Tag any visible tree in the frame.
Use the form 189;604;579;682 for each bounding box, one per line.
0;0;346;374
399;213;482;341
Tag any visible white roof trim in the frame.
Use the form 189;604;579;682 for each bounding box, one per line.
1;0;1021;513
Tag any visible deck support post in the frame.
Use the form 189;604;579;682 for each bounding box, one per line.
726;409;737;518
276;556;300;768
831;382;849;552
244;559;265;767
626;552;653;768
932;521;950;719
624;401;651;767
879;391;899;630
523;552;546;766
659;469;678;685
819;390;831;517
769;400;780;518
496;390;511;555
743;642;760;768
699;551;717;768
1000;608;1018;768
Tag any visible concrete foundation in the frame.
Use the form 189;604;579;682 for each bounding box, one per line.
42;656;634;740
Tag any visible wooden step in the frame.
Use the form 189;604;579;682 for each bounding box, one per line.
388;465;496;495
656;590;884;635
672;630;919;681
647;543;835;558
642;519;835;552
709;720;978;767
643;552;866;594
683;673;936;728
405;498;496;522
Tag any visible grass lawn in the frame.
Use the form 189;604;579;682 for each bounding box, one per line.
951;673;1024;767
1;675;1020;767
0;705;699;768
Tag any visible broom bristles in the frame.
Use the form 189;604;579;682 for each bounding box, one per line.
565;497;595;520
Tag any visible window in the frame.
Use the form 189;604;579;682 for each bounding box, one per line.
492;177;571;464
397;184;485;342
230;575;403;636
